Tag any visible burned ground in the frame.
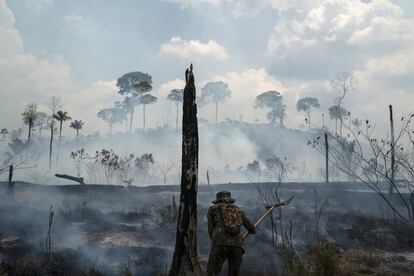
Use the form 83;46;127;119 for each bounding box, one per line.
0;181;413;275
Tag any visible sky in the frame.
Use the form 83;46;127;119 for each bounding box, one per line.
1;0;413;136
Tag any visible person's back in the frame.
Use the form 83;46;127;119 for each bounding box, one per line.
207;191;256;276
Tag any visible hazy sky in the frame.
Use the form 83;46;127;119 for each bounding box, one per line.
1;0;413;136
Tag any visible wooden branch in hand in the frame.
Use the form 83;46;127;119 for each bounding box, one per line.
243;196;294;240
55;174;85;185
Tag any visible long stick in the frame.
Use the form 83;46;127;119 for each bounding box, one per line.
243;196;293;239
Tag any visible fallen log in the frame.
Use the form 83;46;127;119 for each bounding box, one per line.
55;174;85;185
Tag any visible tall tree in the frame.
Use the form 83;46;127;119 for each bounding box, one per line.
70;120;84;141
296;97;320;130
169;64;202;276
255;91;286;127
47;117;57;172
167;89;184;129
48;96;61;172
22;103;38;143
328;105;350;135
331;72;356;137
117;72;152;132
53;110;71;165
97;105;125;133
351;118;362;130
34;112;48;137
114;100;129;132
139;93;157;133
200;81;231;125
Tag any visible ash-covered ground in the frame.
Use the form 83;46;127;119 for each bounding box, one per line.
0;181;413;275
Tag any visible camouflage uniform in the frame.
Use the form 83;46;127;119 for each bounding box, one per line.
207;191;256;276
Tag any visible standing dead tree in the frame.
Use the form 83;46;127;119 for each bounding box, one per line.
331;72;356;137
7;165;14;196
158;162;175;184
46;206;54;258
389;105;396;195
0;138;38;186
257;156;291;247
324;133;329;185
309;112;414;223
169;64;203;276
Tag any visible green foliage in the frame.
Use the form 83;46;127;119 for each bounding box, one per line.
21;103;38;125
133;80;152;93
328;105;349;120
255;91;286;125
296;97;320;112
167;89;183;105
70;120;84;131
255;91;283;110
200;81;231;104
140;94;157;105
97;106;126;128
117;71;152;96
53;110;71;123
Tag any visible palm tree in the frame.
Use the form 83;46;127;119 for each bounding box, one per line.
22;103;38;142
53;110;71;164
70;120;84;141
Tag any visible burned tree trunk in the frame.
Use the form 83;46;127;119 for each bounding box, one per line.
325;132;329;185
7;165;14;196
55;174;85;185
49;124;53;172
169;64;203;276
389;105;395;195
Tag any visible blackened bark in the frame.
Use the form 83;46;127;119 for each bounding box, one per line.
55;174;85;185
49;124;53;172
28;118;32;142
325;132;329;185
7;165;14;195
389;105;395;195
56;121;63;165
169;64;203;276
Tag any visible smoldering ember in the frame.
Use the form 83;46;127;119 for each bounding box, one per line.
1;1;414;276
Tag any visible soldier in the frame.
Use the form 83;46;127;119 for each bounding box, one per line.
207;191;256;276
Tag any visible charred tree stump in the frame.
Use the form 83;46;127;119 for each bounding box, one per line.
169;64;203;276
7;165;14;196
55;174;85;185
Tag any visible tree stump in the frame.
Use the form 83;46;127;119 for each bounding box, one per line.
169;64;203;276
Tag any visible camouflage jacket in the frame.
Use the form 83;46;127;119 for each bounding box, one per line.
207;202;256;248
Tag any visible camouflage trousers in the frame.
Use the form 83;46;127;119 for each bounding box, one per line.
207;245;244;276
